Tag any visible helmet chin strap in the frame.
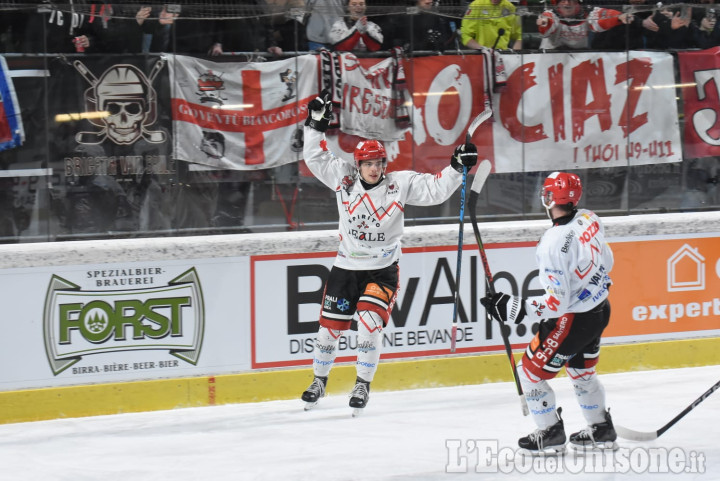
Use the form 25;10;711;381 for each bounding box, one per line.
545;206;554;221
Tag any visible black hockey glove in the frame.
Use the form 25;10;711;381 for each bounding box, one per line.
305;89;333;132
450;142;478;173
480;292;527;325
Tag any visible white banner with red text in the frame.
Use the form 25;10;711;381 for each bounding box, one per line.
493;51;682;172
306;51;683;176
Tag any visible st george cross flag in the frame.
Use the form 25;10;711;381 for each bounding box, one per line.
0;56;25;152
168;54;318;170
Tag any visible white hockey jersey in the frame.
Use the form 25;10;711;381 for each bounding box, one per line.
523;209;614;322
303;128;462;270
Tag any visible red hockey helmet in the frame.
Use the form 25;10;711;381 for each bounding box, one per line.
354;139;386;168
541;171;583;209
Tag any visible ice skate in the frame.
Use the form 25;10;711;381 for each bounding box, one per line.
301;376;327;411
569;410;619;451
518;407;566;455
349;378;370;417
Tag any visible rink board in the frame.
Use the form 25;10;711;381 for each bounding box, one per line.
1;211;720;424
1;337;718;425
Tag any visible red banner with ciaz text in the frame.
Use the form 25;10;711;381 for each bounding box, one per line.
678;47;720;160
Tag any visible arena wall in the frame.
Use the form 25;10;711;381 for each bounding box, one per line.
1;211;719;424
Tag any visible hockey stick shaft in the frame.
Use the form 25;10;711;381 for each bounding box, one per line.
449;108;492;352
450;164;467;353
468;166;529;416
616;378;720;441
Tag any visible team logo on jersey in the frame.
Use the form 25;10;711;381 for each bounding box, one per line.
578;289;592;300
337;298;350;311
347;193;404;219
341;175;354;193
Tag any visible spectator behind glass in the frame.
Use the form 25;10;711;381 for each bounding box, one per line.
691;3;720;49
641;3;693;49
389;0;453;53
21;1;97;53
329;0;383;52
208;1;274;56
536;0;632;50
172;4;217;55
306;0;346;50
460;0;522;50
266;0;310;53
134;4;179;53
591;0;653;50
91;3;180;53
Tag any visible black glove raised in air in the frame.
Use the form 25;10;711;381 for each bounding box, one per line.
305;89;333;132
450;142;478;173
480;292;527;325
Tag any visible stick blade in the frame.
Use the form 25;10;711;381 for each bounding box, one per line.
520;396;529;416
450;324;457;353
467;108;493;138
615;425;659;441
470;159;492;194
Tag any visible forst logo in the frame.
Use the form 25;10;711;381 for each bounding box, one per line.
57;297;190;344
44;268;205;375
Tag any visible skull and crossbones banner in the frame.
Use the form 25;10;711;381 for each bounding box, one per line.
71;58;168;146
48;55;173;175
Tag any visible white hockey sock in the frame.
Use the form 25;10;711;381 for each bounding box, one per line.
312;326;341;378
517;361;559;429
567;367;607;425
356;310;383;382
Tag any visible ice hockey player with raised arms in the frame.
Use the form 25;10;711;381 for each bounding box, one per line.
481;172;617;453
301;90;478;416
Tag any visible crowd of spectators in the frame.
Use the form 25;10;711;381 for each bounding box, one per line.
0;0;717;241
2;0;719;57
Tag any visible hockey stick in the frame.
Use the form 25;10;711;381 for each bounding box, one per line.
615;378;720;441
468;160;529;417
450;165;468;354
450;108;493;353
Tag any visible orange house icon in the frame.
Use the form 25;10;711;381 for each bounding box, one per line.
667;244;705;292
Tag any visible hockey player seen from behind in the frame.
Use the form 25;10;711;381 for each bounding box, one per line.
301;90;478;415
481;172;616;454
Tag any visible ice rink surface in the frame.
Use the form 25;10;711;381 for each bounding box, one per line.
0;365;716;481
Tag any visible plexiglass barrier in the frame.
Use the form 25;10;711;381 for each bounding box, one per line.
0;2;717;243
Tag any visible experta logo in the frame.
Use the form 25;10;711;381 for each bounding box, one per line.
631;243;720;324
43;268;205;375
667;244;705;292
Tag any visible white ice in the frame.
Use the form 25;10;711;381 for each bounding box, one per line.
0;365;716;481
